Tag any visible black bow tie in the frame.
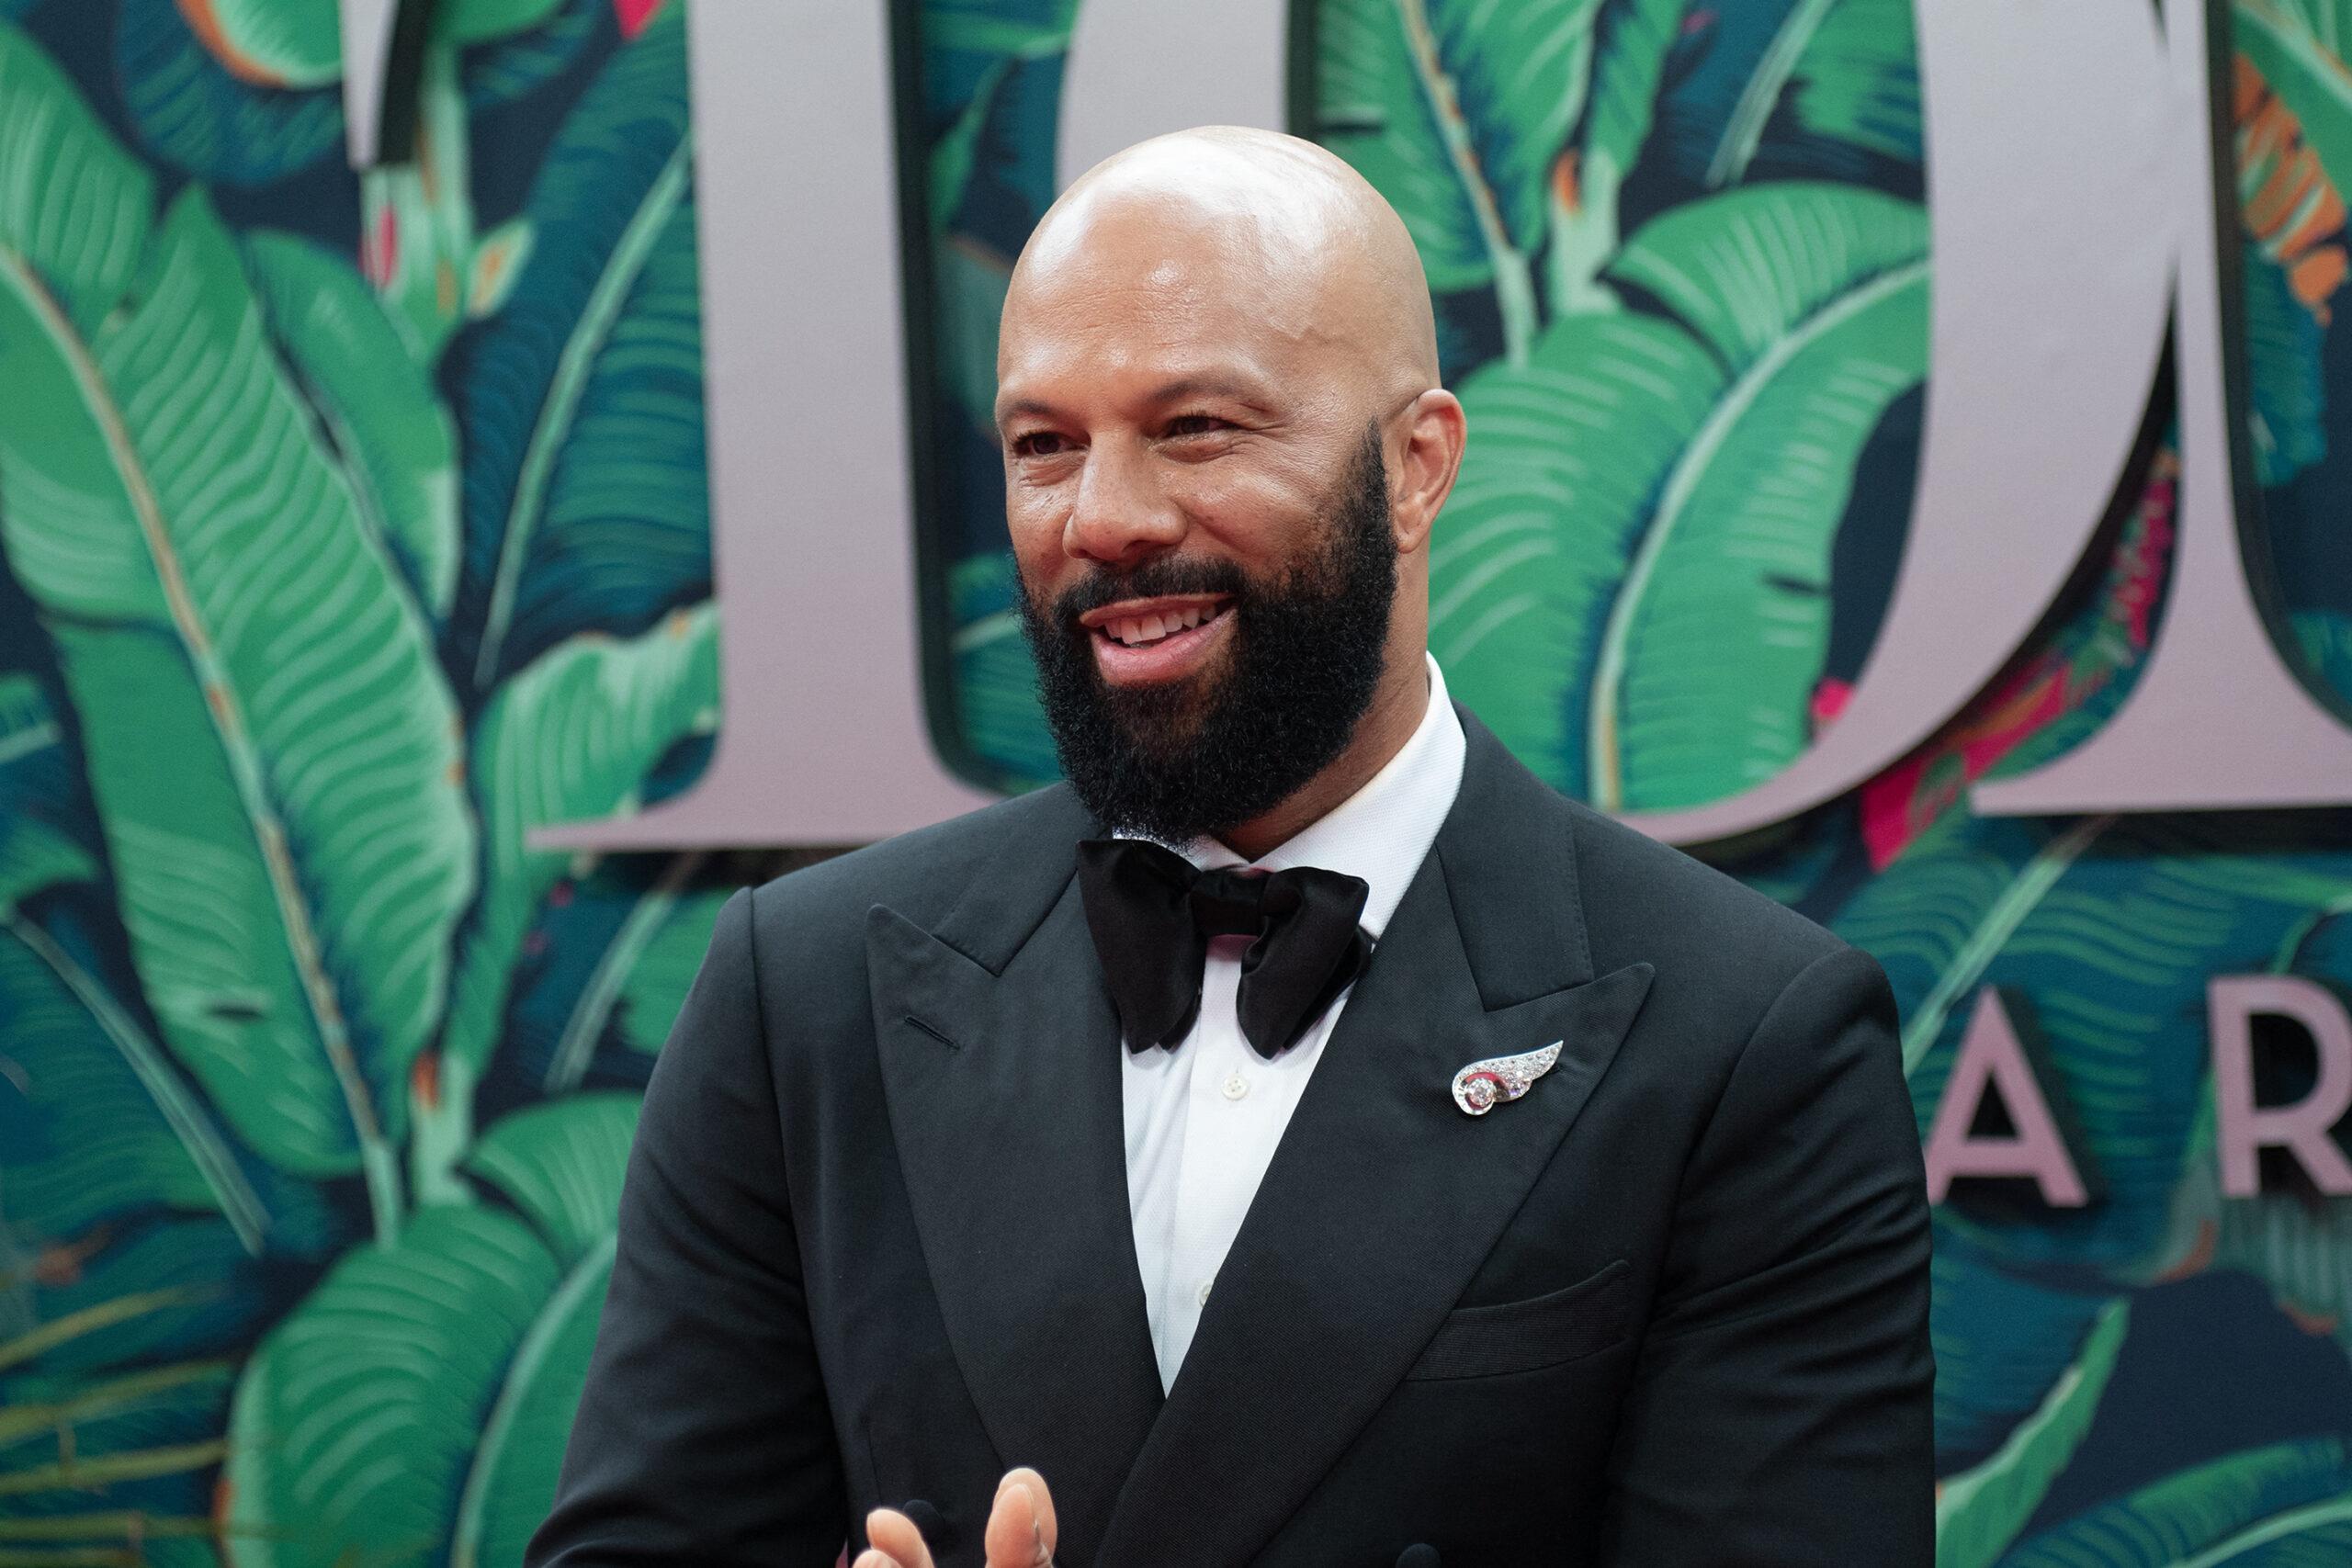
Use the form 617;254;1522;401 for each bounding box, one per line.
1075;837;1372;1060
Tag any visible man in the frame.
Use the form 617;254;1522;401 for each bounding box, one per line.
529;128;1933;1568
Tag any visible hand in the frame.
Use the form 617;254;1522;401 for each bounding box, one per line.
854;1466;1057;1568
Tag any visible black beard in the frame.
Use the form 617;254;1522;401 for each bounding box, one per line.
1017;426;1398;845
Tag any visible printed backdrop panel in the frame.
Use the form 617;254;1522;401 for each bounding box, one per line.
0;0;2346;1562
916;1;2352;1562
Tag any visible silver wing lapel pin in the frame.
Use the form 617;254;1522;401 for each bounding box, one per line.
1452;1041;1564;1116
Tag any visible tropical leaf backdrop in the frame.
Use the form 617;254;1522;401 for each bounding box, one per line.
919;0;2352;1563
0;1;2347;1565
0;1;784;1561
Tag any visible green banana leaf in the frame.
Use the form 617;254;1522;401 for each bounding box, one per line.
452;3;707;694
948;551;1061;791
1836;812;2352;1272
463;1093;639;1270
611;884;730;1058
0;675;95;912
0;672;324;1261
2155;1107;2352;1366
1586;187;1926;807
0;1350;234;1559
1998;1438;2352;1567
925;0;1078;59
1763;0;1920;174
153;0;568;86
0;918;270;1251
1938;1298;2132;1568
0;27;152;333
1426;311;1723;787
5;1216;262;1378
115;0;345;186
1319;0;1604;355
1695;0;1837;187
488;852;707;1093
220;1206;558;1567
934;231;1017;443
223;1097;634;1568
0;674;260;1559
440;0;571;45
1688;0;1920;189
465;0;607;110
2291;609;2352;712
245;231;461;620
1929;1220;2127;1473
1544;0;1686;311
1427;182;1926;807
0;31;476;1184
934;51;1013;231
164;0;343;88
2236;1;2352;207
439;604;720;1097
2243;238;2329;488
925;6;1071;336
1604;182;1928;370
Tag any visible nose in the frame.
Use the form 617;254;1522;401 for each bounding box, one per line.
1064;434;1185;567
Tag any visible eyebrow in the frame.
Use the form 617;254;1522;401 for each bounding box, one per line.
994;374;1275;431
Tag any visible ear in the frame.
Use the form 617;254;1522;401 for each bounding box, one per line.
1388;389;1466;557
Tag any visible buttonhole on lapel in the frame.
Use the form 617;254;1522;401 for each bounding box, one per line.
903;1014;959;1051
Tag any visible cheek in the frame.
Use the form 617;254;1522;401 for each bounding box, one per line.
1168;466;1324;562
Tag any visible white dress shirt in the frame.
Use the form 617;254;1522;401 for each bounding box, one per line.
1119;653;1467;1391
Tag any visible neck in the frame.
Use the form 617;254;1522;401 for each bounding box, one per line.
1216;651;1430;861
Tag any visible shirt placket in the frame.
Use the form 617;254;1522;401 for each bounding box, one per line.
1164;933;1258;1371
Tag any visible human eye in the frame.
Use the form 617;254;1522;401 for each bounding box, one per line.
1161;412;1232;440
1009;429;1074;458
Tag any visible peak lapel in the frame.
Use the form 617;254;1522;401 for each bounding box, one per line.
1094;712;1655;1567
866;792;1160;1562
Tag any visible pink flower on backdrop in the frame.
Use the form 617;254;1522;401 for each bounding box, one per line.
1820;453;2178;869
615;0;671;39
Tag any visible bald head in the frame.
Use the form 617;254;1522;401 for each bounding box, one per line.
1004;126;1440;397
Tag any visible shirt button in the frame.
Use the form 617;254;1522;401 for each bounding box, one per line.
1222;1072;1250;1100
1197;1279;1215;1305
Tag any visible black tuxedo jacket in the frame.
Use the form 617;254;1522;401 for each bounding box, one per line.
529;709;1933;1567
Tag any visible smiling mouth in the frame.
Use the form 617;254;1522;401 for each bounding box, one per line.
1088;598;1233;649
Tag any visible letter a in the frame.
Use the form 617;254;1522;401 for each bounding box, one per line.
1924;988;2092;1207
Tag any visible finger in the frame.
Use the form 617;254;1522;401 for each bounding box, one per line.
864;1506;936;1568
999;1466;1057;1554
985;1469;1057;1566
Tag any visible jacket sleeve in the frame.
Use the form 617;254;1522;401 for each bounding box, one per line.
527;886;848;1565
1595;944;1935;1566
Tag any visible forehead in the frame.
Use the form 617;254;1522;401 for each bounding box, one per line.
996;196;1338;409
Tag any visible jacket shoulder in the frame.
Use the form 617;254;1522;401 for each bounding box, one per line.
747;783;1082;934
1561;795;1850;988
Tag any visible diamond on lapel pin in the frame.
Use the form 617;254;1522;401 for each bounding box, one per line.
1452;1042;1564;1116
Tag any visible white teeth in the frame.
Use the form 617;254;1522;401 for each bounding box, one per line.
1102;603;1223;647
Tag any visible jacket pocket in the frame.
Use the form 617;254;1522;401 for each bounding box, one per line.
1405;1258;1633;1381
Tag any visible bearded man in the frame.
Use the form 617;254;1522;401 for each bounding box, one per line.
529;128;1933;1568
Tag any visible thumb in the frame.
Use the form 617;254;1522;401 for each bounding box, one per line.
984;1468;1058;1567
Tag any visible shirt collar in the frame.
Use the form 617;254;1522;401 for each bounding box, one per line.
1133;653;1466;941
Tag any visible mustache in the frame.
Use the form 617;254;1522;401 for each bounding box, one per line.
1044;555;1251;625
